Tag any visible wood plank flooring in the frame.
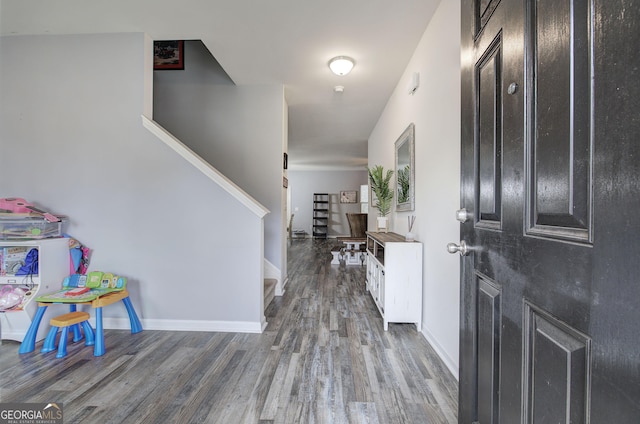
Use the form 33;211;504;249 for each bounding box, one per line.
0;238;458;423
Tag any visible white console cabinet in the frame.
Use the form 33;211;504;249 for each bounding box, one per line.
366;232;422;331
0;237;69;342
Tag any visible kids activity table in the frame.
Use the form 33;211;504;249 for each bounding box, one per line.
19;289;142;357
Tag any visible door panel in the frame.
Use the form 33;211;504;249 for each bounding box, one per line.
460;0;640;422
523;302;590;424
477;275;501;424
476;0;502;32
476;35;503;229
526;0;593;242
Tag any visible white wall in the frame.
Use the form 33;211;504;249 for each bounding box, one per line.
0;33;265;331
153;40;286;281
288;170;368;237
281;95;289;287
368;0;461;377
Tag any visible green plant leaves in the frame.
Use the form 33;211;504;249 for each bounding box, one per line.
397;165;410;204
367;165;394;217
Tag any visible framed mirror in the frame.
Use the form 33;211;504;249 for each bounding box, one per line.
395;123;415;211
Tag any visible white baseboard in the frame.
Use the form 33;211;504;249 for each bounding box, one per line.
97;317;265;334
421;326;459;381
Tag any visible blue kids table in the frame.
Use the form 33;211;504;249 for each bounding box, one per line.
19;289;142;357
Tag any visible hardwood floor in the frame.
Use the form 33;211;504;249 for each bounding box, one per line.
0;238;458;423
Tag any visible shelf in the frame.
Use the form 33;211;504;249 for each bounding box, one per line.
0;238;70;342
312;193;329;238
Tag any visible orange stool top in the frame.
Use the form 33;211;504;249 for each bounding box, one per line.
50;311;90;327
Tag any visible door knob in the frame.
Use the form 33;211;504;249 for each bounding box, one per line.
447;240;469;256
456;208;470;223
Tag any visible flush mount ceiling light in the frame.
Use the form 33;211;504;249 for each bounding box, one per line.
328;56;355;76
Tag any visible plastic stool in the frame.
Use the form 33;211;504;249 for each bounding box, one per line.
41;311;95;358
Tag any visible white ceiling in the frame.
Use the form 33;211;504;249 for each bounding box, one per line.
0;0;441;170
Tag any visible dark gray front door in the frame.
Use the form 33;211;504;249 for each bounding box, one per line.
459;0;640;422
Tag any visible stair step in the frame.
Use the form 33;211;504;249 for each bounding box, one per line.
264;278;277;309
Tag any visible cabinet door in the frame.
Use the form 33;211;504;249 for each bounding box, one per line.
378;269;385;312
371;261;380;301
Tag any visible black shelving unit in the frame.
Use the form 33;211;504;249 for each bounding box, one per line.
312;193;329;238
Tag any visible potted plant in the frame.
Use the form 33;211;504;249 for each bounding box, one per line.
368;165;394;232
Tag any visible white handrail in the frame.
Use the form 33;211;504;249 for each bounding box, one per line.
142;115;269;218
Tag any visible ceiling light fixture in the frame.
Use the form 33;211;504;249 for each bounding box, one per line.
334;85;345;93
328;56;355;76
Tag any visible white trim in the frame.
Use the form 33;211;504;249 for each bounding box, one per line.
260;316;268;332
422;326;459;381
264;258;285;296
97;317;265;334
142;115;269;218
288;164;367;171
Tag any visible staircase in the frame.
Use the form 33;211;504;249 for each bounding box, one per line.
264;278;277;310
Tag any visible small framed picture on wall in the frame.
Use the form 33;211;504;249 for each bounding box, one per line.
154;40;184;70
340;190;358;203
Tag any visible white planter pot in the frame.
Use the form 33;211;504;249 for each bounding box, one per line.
376;216;389;232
